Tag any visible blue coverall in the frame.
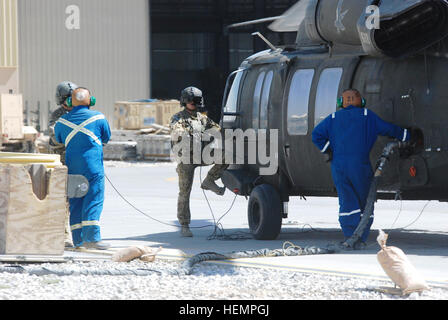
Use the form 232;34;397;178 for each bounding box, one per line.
312;105;410;242
55;105;111;247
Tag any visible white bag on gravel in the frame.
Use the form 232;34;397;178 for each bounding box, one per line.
377;230;430;295
112;246;162;263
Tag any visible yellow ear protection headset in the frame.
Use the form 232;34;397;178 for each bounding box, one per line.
66;87;96;108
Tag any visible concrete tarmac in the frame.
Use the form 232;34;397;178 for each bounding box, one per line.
83;162;448;287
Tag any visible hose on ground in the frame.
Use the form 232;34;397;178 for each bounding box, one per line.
0;245;336;277
174;245;337;276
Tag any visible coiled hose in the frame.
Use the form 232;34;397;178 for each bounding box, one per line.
0;245;335;277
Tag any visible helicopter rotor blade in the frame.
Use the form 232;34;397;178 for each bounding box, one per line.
268;0;309;32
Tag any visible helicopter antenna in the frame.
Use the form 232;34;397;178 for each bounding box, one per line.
226;16;284;31
251;32;278;51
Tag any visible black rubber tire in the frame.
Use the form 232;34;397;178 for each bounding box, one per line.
248;184;283;240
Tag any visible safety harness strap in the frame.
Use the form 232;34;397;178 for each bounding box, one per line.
57;115;105;147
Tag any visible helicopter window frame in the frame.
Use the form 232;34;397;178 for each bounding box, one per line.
287;68;315;136
260;70;274;130
252;70;274;129
314;67;343;127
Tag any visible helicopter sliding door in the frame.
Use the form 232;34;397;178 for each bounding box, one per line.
282;55;360;196
231;63;283;176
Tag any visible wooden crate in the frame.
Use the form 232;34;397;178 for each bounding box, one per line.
157;100;182;127
0;164;67;256
114;100;181;129
103;141;137;161
0;94;24;140
114;102;158;130
136;135;172;161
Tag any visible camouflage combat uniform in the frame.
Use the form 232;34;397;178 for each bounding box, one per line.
170;109;229;226
48;106;69;165
48;105;73;246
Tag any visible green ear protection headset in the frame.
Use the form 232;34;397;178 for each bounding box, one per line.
337;96;366;109
66;88;96;108
66;96;96;108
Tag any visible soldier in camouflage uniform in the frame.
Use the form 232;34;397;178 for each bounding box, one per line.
49;81;78;247
49;81;79;165
170;87;229;237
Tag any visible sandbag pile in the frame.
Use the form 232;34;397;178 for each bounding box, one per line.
377;230;430;295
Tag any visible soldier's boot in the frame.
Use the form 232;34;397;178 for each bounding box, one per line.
180;225;193;238
201;177;226;196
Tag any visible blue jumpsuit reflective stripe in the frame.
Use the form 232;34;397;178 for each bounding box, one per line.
55;106;111;247
312;106;410;242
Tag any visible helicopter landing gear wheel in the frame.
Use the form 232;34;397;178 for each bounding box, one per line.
248;184;282;240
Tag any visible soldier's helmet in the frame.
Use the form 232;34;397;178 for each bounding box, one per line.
55;81;78;106
180;87;204;108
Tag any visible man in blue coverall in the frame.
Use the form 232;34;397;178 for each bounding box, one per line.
55;87;111;250
312;89;410;248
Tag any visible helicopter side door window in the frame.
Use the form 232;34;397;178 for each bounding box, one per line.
252;70;274;129
252;72;266;129
223;70;244;123
314;68;343;127
287;69;315;136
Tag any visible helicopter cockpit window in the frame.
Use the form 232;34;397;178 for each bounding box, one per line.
223;71;244;123
287;69;315;136
314;68;343;127
260;71;274;129
252;71;266;129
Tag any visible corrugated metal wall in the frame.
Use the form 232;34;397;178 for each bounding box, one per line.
17;0;150;130
0;0;18;68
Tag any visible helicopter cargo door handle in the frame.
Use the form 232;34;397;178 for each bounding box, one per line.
222;112;244;117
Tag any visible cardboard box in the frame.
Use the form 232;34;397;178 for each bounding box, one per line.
0;94;24;140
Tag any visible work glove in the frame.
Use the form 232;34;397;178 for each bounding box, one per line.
400;128;420;159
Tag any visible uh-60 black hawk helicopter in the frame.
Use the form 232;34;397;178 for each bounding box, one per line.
218;0;448;241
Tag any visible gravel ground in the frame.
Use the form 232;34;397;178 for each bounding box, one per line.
0;259;446;301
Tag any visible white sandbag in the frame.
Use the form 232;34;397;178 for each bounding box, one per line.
112;246;161;263
139;247;162;262
376;230;430;295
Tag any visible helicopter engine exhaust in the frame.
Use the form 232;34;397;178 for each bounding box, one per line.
271;0;448;58
360;0;448;58
317;0;448;58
